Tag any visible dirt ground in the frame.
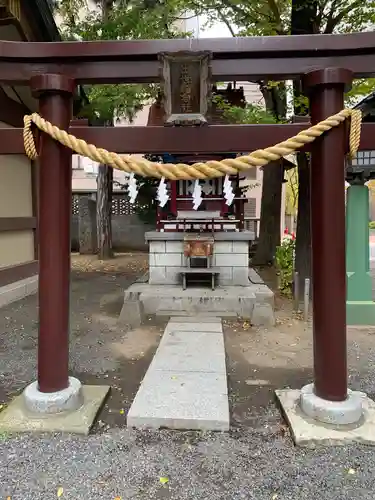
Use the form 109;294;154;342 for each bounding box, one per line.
1;253;374;431
2;254;375;499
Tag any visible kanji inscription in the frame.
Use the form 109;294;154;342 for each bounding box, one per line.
159;51;211;126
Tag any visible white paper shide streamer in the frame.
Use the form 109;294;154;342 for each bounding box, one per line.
157;177;169;207
192;180;203;210
223;174;235;206
127;173;139;204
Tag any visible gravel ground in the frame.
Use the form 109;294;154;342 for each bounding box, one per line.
2;426;375;500
1;255;375;499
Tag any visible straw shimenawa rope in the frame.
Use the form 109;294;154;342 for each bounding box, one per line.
23;109;362;180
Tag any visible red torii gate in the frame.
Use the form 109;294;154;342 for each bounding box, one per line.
1;32;375;428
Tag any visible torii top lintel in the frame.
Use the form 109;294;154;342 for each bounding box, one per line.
1;31;375;85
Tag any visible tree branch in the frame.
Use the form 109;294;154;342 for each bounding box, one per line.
216;9;236;36
267;0;281;25
324;0;363;33
188;0;269;27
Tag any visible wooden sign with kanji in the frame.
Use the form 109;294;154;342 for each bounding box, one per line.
158;51;212;126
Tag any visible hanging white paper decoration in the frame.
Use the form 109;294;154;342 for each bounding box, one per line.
127;173;139;204
187;179;213;195
157;177;169;207
223;174;235;206
192;180;203;210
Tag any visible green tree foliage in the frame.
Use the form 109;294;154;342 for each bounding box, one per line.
54;0;375;263
53;0;186;257
180;0;375;269
213;94;280;125
180;0;375;37
53;0;184;122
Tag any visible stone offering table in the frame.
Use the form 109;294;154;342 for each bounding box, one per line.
146;230;254;287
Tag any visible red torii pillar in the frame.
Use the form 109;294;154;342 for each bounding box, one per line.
299;68;363;424
23;74;83;413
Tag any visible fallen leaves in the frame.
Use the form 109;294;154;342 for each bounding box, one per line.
70;253;148;275
279;423;289;437
347;468;356;475
159;477;169;486
57;487;64;497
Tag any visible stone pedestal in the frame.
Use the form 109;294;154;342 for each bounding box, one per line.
24;376;83;414
146;231;254;287
78;195;97;254
300;383;363;425
119;230;275;327
119;281;276;326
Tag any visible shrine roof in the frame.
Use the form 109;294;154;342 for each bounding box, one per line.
146;83;246;163
354;92;375;122
25;0;61;42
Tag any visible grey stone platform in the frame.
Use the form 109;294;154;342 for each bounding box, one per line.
119;271;275;326
276;388;375;447
127;317;229;431
0;385;110;435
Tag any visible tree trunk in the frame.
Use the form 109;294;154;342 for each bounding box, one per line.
253;161;284;265
95;0;115;260
95;117;114;260
97;164;113;260
253;83;287;265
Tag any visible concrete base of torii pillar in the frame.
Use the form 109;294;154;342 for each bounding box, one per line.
275;388;375;447
0;383;110;435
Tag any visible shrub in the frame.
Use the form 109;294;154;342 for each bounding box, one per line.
369;221;375;229
275;234;295;296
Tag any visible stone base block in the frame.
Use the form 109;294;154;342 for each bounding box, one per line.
0;385;110;435
119;282;275;326
300;383;363;425
346;301;375;326
127;370;229;431
251;303;275;326
0;275;38;309
118;291;144;327
276;388;375;447
24;377;83;414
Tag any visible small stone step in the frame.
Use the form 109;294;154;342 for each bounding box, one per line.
169;316;222;323
155;310;238;318
165;321;222;333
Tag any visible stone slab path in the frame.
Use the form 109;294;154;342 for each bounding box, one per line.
127;317;230;431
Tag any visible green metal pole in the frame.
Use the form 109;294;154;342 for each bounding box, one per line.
346;182;375;324
346;183;372;300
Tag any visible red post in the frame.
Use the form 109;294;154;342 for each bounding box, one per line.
30;74;75;393
170;181;177;216
302;68;352;402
